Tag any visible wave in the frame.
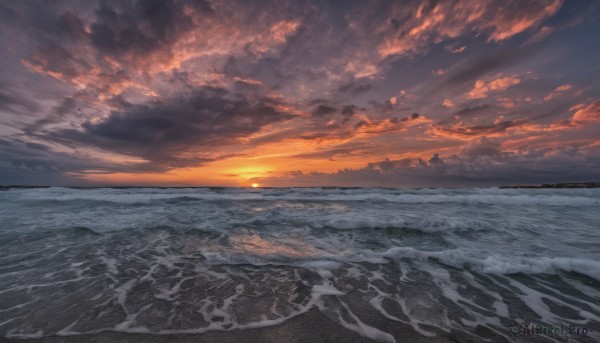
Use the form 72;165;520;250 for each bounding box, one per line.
304;215;498;233
380;247;600;281
7;188;600;206
198;245;600;282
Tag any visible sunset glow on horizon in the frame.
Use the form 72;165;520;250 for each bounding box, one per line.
1;0;599;187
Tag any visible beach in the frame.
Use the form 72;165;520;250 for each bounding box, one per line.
2;306;460;343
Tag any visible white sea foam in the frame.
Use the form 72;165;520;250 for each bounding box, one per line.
380;247;600;281
7;186;600;206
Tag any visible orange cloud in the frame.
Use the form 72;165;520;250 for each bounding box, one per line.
544;84;573;101
442;99;455;108
544;100;600;131
378;0;562;59
496;97;515;109
270;20;301;43
429;117;545;140
484;0;562;41
572;101;600;123
468;76;521;99
344;63;379;79
250;20;301;54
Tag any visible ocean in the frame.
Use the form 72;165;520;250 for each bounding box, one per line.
0;187;599;342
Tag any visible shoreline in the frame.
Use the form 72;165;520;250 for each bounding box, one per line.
2;307;455;343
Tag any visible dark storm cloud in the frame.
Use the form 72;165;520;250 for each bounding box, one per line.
45;87;296;168
0;133;191;185
0;137;104;185
341;105;357;116
306;99;329;106
433;120;527;138
338;82;373;95
21;0;210;58
442;44;542;88
25;142;50;151
311;105;337;117
7;3;91;84
292;145;371;160
453;104;492;118
17;4;88;43
367;99;409;115
89;0;209;59
6;0;213;97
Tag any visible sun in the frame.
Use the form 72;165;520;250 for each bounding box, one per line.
251;183;259;188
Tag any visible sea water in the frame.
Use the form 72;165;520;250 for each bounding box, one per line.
0;187;599;342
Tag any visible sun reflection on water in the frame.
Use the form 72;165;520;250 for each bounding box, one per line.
231;234;321;258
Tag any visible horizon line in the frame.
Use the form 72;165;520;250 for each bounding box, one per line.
2;182;600;190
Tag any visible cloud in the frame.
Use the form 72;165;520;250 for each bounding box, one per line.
453;104;492;117
442;99;455;108
341;105;358;116
89;0;201;61
526;25;555;44
442;44;539;87
483;0;562;41
261;137;600;187
249;110;429;147
545;100;600;130
311;105;338;117
431;120;526;140
495;97;515;109
571;101;600;123
352;113;427;134
378;0;562;58
43;86;297;168
338;82;374;95
0;88;40;114
0;136;145;186
292;145;371;160
544;84;573;101
0;0;596;186
448;45;466;54
13;0;300;98
460;136;503;159
15;0;211;91
468;76;521;99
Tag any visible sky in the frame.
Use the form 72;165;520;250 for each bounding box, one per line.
0;0;599;187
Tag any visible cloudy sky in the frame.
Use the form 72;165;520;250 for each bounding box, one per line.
1;0;599;187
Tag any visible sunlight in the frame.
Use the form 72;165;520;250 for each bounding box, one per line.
251;183;259;188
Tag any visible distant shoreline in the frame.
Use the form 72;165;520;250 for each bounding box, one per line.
499;182;600;189
1;182;600;190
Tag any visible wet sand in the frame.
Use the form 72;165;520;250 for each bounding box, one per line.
2;307;454;343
